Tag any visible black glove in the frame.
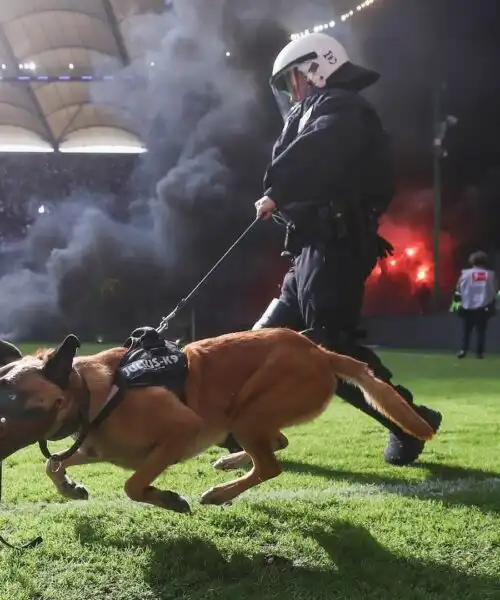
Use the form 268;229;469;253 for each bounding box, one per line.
376;235;394;260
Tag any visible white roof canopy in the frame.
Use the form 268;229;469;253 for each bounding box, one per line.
0;0;164;153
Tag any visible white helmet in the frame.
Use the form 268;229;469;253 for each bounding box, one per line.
270;32;379;119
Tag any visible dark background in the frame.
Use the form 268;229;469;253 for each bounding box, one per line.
0;0;499;342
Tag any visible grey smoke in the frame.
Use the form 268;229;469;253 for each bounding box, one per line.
0;0;346;341
0;191;182;339
230;0;337;33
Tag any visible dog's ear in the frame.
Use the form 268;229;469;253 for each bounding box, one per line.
0;340;23;366
42;334;81;389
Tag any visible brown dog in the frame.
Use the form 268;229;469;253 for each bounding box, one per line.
0;328;434;512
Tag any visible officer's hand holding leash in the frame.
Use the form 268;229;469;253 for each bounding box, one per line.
255;195;276;220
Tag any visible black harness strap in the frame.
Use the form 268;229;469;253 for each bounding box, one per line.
39;327;188;463
91;386;125;430
38;373;91;463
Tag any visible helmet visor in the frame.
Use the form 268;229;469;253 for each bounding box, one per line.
270;67;308;120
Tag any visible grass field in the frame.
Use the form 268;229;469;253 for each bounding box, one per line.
1;345;499;600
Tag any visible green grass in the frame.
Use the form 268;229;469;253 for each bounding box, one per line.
1;345;500;600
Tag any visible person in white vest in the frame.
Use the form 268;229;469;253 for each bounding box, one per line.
456;251;498;359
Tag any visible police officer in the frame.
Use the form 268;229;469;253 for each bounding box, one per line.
455;251;498;359
222;33;442;465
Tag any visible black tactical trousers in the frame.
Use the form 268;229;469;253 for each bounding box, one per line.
254;238;415;435
278;240;374;335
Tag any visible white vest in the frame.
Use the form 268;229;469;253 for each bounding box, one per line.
457;267;498;310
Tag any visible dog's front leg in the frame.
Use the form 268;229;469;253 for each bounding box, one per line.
123;410;202;514
124;443;193;514
46;447;100;501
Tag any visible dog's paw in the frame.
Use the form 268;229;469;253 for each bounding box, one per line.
212;453;251;471
212;456;235;471
60;480;89;501
158;490;192;514
200;487;233;506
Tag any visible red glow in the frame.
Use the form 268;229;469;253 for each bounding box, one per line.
416;267;429;282
366;222;438;290
362;187;458;316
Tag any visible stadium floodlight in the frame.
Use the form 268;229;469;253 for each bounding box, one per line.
59;144;147;154
0;143;54;153
291;0;379;39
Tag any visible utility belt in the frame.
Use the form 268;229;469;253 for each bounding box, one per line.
277;203;393;261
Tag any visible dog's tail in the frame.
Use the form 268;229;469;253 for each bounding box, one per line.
326;350;434;441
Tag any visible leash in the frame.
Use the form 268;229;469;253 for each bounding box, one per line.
157;217;261;333
0;461;43;551
0;373;90;550
0;216;262;550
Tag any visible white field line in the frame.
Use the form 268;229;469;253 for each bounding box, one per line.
243;476;500;502
0;476;499;516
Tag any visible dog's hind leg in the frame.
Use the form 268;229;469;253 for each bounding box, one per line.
46;447;100;501
201;431;282;505
212;432;289;471
203;357;334;504
212;450;250;471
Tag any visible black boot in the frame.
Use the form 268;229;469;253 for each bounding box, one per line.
349;348;442;465
383;403;442;465
334;378;440;465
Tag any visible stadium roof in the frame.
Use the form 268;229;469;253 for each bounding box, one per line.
0;0;165;154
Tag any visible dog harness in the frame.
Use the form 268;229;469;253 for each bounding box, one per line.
39;327;189;464
92;327;189;429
